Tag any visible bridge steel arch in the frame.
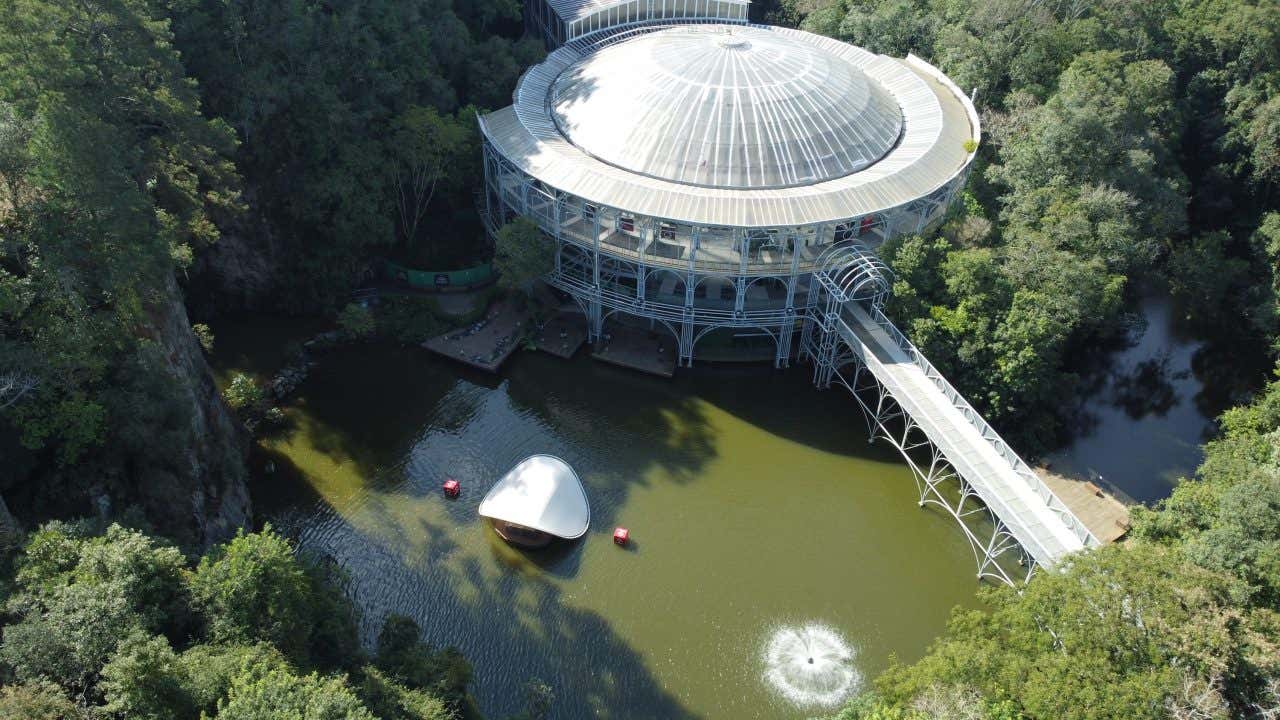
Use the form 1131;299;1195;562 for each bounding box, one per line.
821;350;1037;585
802;245;1098;587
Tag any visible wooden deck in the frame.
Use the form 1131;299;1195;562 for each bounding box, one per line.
591;324;676;378
532;312;587;359
1036;467;1132;544
422;299;529;373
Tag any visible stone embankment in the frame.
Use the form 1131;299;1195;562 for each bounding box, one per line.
265;331;342;401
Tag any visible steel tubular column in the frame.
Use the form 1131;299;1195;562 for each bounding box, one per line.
821;346;1035;586
801;246;1049;587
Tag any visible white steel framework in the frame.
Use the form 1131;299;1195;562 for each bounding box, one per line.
476;15;1102;583
801;254;1100;584
479;22;977;366
527;0;749;48
479;140;962;366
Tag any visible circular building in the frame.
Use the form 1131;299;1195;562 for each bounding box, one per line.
479;21;979;366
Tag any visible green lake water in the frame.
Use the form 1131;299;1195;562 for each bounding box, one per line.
215;321;981;719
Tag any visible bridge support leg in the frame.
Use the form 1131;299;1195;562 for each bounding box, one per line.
798;315;817;365
678;311;695;367
775;316;794;369
587;298;603;342
819;347;1038;588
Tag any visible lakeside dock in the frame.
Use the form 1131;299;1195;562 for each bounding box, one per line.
422;299;528;372
591;324;677;378
1037;467;1132;544
531;311;587;359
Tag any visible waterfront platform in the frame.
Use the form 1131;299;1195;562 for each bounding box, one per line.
1036;468;1132;544
592;324;676;377
533;312;587;359
423;299;529;372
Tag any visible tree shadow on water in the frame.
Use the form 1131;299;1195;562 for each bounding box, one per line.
452;558;702;719
1189;335;1272;425
283;498;704;719
254;345;728;577
245;344;836;719
270;344;492;479
1108;352;1183;419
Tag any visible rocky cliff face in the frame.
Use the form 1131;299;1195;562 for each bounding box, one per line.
0;272;252;549
139;273;252;547
188;195;280;318
189;230;278;316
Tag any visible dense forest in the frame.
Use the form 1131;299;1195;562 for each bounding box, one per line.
0;522;537;719
752;0;1280;717
0;0;540;541
0;0;1278;717
762;0;1280;453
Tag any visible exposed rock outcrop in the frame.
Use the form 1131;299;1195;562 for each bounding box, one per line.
138;274;252;547
188;195;279;317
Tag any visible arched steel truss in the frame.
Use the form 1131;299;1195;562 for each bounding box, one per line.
480;136;968;369
813;242;892;305
808;334;1037;586
799;247;1097;585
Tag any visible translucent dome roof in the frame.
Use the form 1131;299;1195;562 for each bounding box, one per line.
549;25;904;190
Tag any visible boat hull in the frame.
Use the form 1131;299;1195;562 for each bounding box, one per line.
490;519;556;548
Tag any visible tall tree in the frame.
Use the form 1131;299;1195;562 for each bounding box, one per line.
494;218;554;294
392;106;472;255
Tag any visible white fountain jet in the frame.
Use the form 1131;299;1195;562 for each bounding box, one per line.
762;623;861;708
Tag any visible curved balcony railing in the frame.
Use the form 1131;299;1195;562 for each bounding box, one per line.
551;270;803;328
553;219;817;277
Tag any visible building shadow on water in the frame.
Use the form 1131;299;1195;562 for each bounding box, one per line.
484;526;586;580
663;361;910;464
275;343;719;491
501;351;718;480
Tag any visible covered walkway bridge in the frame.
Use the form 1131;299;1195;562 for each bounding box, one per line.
803;244;1100;585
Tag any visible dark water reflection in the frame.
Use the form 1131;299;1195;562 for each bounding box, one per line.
1050;293;1269;503
240;343;980;720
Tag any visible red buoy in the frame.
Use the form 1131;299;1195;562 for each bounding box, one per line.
442;479;460;498
613;527;630;546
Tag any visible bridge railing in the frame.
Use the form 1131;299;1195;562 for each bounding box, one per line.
844;304;1100;551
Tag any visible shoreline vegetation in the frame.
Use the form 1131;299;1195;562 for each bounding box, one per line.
0;521;535;720
820;376;1280;719
0;0;1276;717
